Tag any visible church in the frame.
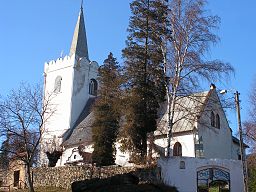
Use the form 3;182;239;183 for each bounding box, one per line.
39;5;246;169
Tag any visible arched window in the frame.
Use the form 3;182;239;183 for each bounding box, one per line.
173;142;182;156
216;114;220;129
210;111;215;127
54;76;62;93
89;79;98;96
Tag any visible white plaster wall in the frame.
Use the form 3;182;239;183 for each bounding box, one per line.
198;90;233;159
154;134;195;157
69;58;98;129
172;134;195;157
40;55;76;165
43;55;76;139
231;143;240;160
43;55;99;140
158;157;244;192
57;145;93;166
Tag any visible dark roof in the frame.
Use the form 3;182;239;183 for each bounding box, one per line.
232;136;249;148
61;97;95;147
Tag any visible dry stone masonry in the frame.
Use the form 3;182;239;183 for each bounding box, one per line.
32;165;160;189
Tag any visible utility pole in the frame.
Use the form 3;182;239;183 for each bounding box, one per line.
234;91;248;192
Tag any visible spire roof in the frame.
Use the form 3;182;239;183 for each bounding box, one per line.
69;5;89;60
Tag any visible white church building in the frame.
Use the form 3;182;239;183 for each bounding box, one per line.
40;5;247;191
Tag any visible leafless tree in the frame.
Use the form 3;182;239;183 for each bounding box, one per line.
0;83;55;192
158;0;234;156
244;81;256;152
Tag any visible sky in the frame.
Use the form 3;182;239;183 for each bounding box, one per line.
0;0;256;133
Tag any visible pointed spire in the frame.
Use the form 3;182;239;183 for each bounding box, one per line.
70;3;89;60
81;0;84;10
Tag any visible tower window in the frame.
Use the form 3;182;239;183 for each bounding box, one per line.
216;114;220;129
173;142;182;156
89;79;98;96
210;111;215;127
54;76;62;93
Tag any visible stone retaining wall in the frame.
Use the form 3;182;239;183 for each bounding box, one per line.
32;165;160;189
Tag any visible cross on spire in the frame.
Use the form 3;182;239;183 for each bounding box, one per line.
81;0;84;10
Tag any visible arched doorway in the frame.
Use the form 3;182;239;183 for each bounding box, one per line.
197;168;230;192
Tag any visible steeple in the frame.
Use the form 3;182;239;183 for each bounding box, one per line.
70;4;89;60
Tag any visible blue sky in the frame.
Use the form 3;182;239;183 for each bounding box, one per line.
0;0;255;132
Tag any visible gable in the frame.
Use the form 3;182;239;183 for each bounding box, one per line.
198;89;231;132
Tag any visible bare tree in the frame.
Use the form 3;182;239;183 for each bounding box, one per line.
244;81;256;152
158;0;234;156
0;83;54;192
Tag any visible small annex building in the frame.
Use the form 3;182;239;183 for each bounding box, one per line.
154;84;246;161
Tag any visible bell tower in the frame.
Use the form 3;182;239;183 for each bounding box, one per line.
40;3;98;166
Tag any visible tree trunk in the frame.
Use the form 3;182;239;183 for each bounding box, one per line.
26;163;35;192
147;132;154;164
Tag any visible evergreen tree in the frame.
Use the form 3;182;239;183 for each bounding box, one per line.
121;0;168;163
92;53;122;166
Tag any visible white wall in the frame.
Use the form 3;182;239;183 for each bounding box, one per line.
158;157;244;192
43;55;76;139
231;142;241;160
70;59;98;129
154;133;195;157
198;90;233;159
57;144;93;166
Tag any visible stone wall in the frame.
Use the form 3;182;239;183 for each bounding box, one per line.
32;165;160;189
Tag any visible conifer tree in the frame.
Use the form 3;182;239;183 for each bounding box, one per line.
92;53;122;166
121;0;168;163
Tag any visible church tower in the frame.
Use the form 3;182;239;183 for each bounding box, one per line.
41;4;98;165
